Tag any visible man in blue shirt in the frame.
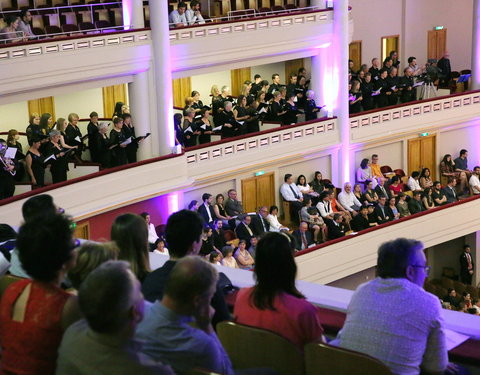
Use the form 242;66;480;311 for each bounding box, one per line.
168;2;188;28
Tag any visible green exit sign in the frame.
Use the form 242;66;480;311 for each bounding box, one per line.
420;132;429;137
435;26;444;30
255;171;265;176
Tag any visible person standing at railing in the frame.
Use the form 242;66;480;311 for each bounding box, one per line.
17;10;35;40
400;67;416;103
45;130;69;184
92;122;112;169
169;2;188;28
65;113;84;162
109;117;128;167
186;0;205;25
87;111;100;163
121;113;139;163
373;69;389;108
386;67;400;106
360;72;374;110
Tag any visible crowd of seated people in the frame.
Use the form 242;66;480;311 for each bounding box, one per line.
0;193;471;375
174;68;325;147
348;51;453;113
0;102;148;199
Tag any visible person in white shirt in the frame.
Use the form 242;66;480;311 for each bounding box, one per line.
280;174;303;224
185;0;205;25
316;191;334;220
265;206;289;232
356;158;378;188
141;212;159;250
407;171;422;192
169;2;188;28
17;10;35;39
469;166;480;195
337;183;361;216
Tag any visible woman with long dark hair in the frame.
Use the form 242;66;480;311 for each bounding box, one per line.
234;232;324;350
111;213;151;283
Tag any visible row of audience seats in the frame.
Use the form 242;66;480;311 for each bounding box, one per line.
217;321;393;375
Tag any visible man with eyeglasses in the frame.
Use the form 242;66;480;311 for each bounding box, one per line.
332;238;449;375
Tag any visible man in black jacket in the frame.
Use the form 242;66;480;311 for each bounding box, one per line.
197;193;217;227
459;245;474;285
408;191;424;214
326;213;346;240
250;206;270;236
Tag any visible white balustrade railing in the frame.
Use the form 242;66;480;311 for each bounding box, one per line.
349;91;480;142
0;29;150;61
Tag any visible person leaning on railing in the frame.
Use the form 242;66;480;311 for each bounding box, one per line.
17;9;35;40
0;15;27;44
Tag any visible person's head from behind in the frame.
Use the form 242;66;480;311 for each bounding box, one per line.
412;171;420;179
377;238;427;287
22;194;57;222
79;261;144;337
209;251;219;264
18;214;75;283
163;256;218;314
252;232;302;309
222;245;234;258
165;210;204;258
111;213;150;280
68;242;119;289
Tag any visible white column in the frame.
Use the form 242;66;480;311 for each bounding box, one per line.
333;0;350;185
128;71;152;161
149;0;175;156
310;46;333;116
472;0;480;90
122;0;144;30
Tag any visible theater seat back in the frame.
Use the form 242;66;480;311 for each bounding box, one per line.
217;321;304;375
304;342;393;375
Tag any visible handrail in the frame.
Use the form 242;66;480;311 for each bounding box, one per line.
168;5;330;29
0;151;183;207
295;193;480;257
185;116;334;152
0;1;121;14
349;89;480;119
0;26;150;49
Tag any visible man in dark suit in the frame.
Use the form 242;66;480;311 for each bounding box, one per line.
408;191;424;214
375;177;391;199
212;219;226;252
197;193;217;227
326;214;346;240
250;206;270;236
437;51;452;87
141;210;230;326
460;244;474;285
442;177;458;204
292;222;314;251
374;196;392;224
235;215;254;243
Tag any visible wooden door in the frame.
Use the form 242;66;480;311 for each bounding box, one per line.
28;96;55;120
349;41;362;72
231;67;252;97
285;58;305;83
241;172;275;213
74;221;90;240
172;77;192;108
381;35;399;62
428;29;447;60
408;134;436;180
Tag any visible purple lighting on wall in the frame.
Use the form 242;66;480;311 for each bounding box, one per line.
122;0;132;30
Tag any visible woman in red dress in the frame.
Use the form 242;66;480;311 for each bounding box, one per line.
0;214;81;375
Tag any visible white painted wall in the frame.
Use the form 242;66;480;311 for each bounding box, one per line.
427;237;466;280
437;123;480;171
0;101;29;135
354;141;404;171
190;70;232;105
55;88;104;121
252;61;286;85
349;0;473;71
278;155;332;185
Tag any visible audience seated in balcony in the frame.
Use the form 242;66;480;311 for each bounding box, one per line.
408;191;424;214
363;180;379;204
235;215;255;244
0;214;81;375
422;187;435;210
234;231;324;349
221;245;238;268
280;173;303;223
374;195;391;224
299;197;325;244
469;166;480;195
154;238;170;257
17;10;35;40
185;0;206;26
407;171;422;192
419;167;434;190
265;205;289;232
140;212;159;250
396;193;410;218
325;213;346;240
57;260;173;375
198;193;217;227
250;206;270;236
356;158;378;188
169;2;188;27
338;182;361;215
388;196;400;220
440;154;467;193
332;238;448;375
199;226;215;256
454;149;471;193
0;15;26;44
350;204;371;232
432;181;447;206
388;175;403;197
292;221;314;251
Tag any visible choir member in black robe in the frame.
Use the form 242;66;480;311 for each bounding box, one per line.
373;69;389;108
109;117;128;167
87;111;100;163
360;73;374;110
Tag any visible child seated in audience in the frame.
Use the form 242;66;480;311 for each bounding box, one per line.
221;245;238;268
234;240;254;269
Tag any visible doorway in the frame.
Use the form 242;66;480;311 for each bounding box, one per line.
381;35;399;62
408;134;437;180
241;172;275;213
349;41;362;73
428;29;447;60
